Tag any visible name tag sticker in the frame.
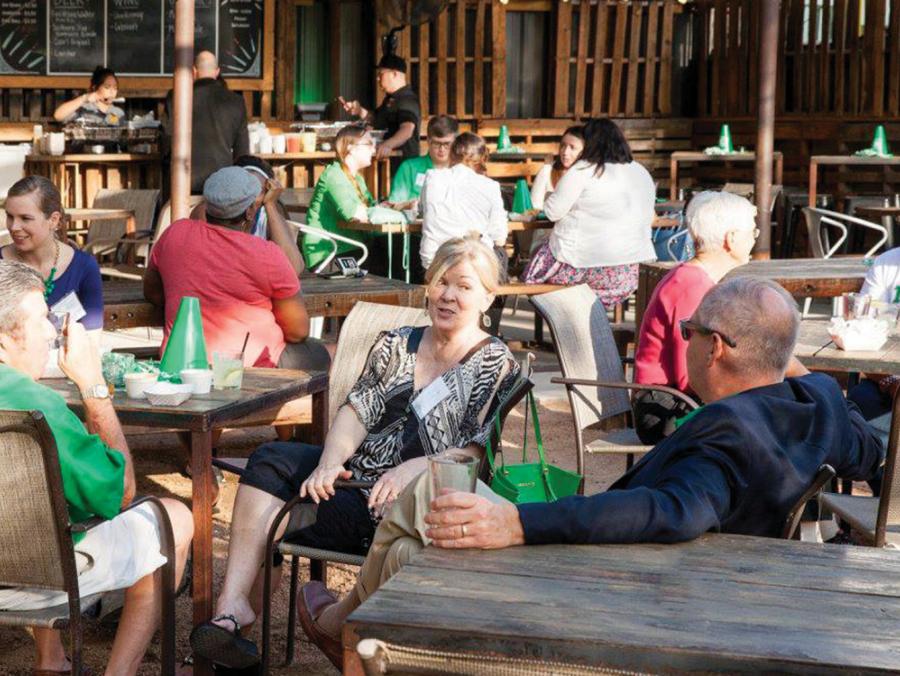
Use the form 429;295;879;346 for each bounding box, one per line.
411;377;451;418
51;291;86;323
415;172;427;187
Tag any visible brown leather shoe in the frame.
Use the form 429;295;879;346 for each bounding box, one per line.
297;581;343;670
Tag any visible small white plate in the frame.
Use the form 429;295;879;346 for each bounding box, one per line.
143;382;193;406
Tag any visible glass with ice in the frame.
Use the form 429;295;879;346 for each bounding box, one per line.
212;351;244;390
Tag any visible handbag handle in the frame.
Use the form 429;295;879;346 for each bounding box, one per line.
522;390;559;502
483;413;506;477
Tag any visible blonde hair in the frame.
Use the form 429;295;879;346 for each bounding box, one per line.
425;234;501;295
335;125;369;162
450;132;488;174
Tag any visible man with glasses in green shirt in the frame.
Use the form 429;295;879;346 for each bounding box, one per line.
383;115;459;282
0;260;194;675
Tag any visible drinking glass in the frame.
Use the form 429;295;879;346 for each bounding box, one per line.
429;453;479;496
212;351;244;390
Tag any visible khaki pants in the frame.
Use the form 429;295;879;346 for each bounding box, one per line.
356;472;507;603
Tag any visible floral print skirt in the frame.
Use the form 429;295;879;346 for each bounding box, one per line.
522;242;640;308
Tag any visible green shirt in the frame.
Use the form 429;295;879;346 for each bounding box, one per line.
0;364;125;542
303;161;375;270
387;155;434;203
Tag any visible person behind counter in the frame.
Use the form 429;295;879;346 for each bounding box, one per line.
1;176;103;333
53;66;125;126
339;53;420;169
302;125;377;271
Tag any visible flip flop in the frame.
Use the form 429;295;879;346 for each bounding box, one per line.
189;615;260;669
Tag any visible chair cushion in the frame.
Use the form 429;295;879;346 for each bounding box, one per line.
0;592;103;628
585;428;653;455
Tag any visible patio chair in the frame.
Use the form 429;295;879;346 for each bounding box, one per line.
801;207;889;316
0;409;177;674
531;284;699;478
819;391;900;547
781;464;836;540
355;638;617;675
81;188;160;261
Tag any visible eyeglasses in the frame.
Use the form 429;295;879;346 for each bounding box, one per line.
429;140;453;150
679;318;737;348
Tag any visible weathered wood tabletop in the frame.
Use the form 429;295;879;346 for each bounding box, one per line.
343;534;900;674
46;368;328;676
102;274;425;330
635;258;867;327
669;151;784;201
809;155;900;206
796;318;900;374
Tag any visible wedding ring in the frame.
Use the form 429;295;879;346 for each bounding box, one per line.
461;524;468;537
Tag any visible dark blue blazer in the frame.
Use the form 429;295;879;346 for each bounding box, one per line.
518;373;884;544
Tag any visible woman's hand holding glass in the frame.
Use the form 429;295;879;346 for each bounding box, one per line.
299;464;353;504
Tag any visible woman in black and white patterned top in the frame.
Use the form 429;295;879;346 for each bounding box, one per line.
191;234;519;669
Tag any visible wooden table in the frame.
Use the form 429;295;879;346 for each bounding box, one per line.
102;274;425;330
796;318;900;374
24;153;162;210
809;155;900;207
636;258;868;327
46;368;328;676
343;534;900;674
669;151;784;201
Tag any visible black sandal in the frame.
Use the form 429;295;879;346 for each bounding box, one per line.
189;615;260;669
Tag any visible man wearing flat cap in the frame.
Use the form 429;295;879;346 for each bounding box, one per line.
143;167;330;373
340;53;421;170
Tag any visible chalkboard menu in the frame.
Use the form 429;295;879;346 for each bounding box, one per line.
0;0;263;77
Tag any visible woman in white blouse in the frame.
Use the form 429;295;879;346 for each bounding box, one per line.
530;126;585;210
419;133;507;271
522;118;656;308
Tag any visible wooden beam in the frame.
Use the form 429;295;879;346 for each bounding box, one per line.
455;0;466;116
753;0;779;260
552;1;572;117
591;0;609;114
491;2;506;117
170;0;194;223
474;0;485;117
573;1;590;118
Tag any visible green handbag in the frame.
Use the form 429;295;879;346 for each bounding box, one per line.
485;390;583;504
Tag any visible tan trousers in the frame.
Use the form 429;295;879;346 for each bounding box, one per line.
355;472;506;603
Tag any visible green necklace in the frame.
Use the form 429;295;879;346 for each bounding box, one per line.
43;240;60;301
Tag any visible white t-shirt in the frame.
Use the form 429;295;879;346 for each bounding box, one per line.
419;164;508;269
861;247;900;303
544;159;657;268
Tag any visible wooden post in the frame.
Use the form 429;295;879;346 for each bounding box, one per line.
753;0;779;260
170;0;194;221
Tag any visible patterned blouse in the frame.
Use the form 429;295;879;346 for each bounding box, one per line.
345;326;520;486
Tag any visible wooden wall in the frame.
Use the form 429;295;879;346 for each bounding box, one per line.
695;0;900;118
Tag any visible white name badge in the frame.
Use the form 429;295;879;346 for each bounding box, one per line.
50;291;86;323
415;172;427;188
411;376;451;419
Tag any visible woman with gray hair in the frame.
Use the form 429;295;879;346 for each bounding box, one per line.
632;190;758;444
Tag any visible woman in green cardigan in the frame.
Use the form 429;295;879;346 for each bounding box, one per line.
303;125;376;270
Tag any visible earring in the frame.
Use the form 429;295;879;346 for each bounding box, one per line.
481;312;492;328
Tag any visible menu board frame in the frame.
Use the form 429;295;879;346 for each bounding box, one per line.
0;0;272;90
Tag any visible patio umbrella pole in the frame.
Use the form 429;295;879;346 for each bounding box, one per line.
753;0;780;260
170;0;195;221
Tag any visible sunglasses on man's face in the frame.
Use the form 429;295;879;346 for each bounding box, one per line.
679;318;737;348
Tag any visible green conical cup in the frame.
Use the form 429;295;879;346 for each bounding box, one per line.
497;124;511;150
159;296;209;379
718;124;734;153
512;178;533;213
872;124;891;156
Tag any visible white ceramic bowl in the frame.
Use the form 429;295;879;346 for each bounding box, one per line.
124;372;157;399
143;382;193;406
180;368;213;395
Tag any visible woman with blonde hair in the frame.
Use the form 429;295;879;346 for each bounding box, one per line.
303;124;376;270
190;234;520;670
419;132;508;272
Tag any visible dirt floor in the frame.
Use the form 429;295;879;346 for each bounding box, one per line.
0;394;629;676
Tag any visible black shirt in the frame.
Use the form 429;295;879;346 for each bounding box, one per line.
164;78;250;193
371;85;421;159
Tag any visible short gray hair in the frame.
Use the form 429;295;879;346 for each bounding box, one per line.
0;261;43;336
695;276;799;375
686;191;757;253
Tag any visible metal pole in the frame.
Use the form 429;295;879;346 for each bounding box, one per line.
170;0;194;221
753;0;780;260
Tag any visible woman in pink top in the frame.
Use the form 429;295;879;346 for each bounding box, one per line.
633;191;758;443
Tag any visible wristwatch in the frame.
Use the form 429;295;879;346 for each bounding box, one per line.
81;383;111;400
